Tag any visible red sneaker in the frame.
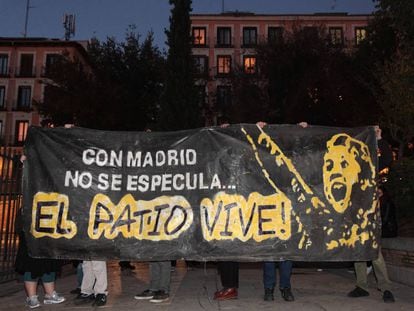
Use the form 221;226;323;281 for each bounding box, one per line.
213;288;238;300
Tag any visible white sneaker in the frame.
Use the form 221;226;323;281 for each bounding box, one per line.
26;295;40;309
44;291;65;304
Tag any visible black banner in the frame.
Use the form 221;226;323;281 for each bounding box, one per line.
23;124;380;261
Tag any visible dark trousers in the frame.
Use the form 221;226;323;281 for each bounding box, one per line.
263;261;292;289
218;261;239;288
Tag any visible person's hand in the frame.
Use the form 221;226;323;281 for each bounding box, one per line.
298;122;308;128
256;121;267;129
20;155;26;163
220;123;230;128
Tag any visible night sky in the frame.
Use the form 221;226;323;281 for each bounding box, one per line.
0;0;376;50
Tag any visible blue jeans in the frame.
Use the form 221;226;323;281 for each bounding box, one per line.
263;261;292;289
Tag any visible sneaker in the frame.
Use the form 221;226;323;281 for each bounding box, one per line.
44;291;65;304
347;286;369;298
26;295;40;309
74;293;95;305
134;289;156;300
93;293;107;306
280;287;295;302
264;288;274;301
150;290;170;303
383;290;395;303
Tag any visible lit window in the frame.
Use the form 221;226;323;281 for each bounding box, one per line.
0;54;9;76
217;56;231;75
217;27;232;46
243;56;256;74
243;27;257;46
329;27;344;45
15;120;29;145
355;27;367;45
192;27;207;46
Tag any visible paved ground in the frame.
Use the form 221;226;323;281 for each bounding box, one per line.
0;261;413;310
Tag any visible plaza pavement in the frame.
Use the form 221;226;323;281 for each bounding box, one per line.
0;260;413;310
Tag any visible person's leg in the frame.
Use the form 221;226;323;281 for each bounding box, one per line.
219;261;239;288
149;262;161;291
24;272;40;308
77;262;83;288
279;260;292;289
372;252;392;292
91;261;108;295
347;261;370;297
263;262;276;289
214;261;238;300
42;272;65;304
80;260;95;295
157;261;171;293
23;273;38;297
354;261;368;291
149;261;171;303
279;261;294;301
263;262;276;301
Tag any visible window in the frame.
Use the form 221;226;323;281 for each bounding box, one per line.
15;120;29;145
0;54;9;76
217;27;232;46
0;121;3;141
216;85;232;109
0;86;5;109
17;86;32;109
243;56;256;74
217;56;231;75
19;54;34;76
268;27;284;44
355;27;367;45
44;53;61;75
193;56;208;75
195;85;206;107
243;27;257;47
329;27;344;45
192;27;207;46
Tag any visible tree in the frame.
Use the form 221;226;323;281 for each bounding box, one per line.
158;0;202;130
230;27;376;126
37;27;165;131
355;0;414;155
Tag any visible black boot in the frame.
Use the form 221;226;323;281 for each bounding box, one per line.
264;288;274;301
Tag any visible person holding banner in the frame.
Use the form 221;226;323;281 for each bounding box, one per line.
347;125;395;303
75;260;108;306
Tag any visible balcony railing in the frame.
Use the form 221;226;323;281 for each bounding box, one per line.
192;38;210;48
214;36;234;48
11;100;34;112
15;66;37;78
0;67;12;77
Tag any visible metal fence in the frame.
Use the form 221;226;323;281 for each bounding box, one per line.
0;147;23;283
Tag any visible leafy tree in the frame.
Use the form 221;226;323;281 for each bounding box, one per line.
158;0;202;130
355;0;414;155
229;27;376;126
37;27;165;131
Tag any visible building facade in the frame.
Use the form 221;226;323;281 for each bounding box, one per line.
190;12;372;124
0;38;88;146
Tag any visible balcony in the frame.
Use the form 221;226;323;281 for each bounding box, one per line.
0;67;12;77
214;37;234;48
192;37;209;48
11;100;34;112
15;66;37;78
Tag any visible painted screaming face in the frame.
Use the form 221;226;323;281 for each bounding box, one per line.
323;135;361;213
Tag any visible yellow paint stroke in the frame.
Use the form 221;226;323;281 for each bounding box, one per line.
31;192;77;239
200;191;291;242
88;194;193;241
